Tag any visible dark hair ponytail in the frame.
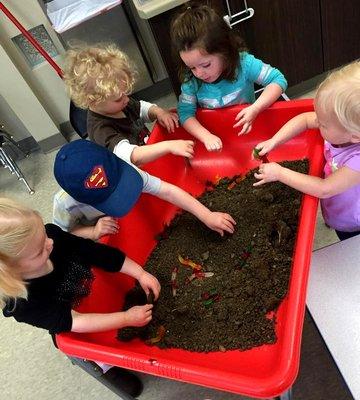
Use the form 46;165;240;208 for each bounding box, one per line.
170;3;247;82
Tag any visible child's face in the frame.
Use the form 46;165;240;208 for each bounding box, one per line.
91;83;130;115
315;103;360;145
15;218;54;278
180;48;224;83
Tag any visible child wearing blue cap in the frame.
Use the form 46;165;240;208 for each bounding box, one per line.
54;140;236;236
57;44;201;239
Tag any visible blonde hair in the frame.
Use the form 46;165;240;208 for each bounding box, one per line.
0;198;41;308
63;43;137;109
315;60;360;133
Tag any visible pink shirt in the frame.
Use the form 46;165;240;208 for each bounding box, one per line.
321;141;360;231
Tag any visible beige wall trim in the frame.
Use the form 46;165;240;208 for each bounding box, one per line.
287;72;327;98
37;132;67;153
59;120;76;141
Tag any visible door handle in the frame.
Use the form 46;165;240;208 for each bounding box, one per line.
223;0;254;28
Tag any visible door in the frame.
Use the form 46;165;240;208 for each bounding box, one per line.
320;0;360;71
227;0;324;86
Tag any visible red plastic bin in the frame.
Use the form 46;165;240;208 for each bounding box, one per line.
56;99;324;399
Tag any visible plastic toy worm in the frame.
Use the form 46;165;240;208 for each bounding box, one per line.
187;271;214;283
202;289;221;306
178;255;203;271
252;147;269;163
170;266;178;297
227;175;245;190
146;325;166;345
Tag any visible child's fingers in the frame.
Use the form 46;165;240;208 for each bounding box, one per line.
221;216;235;231
169;119;177;132
102;221;119;231
224;213;236;225
239;122;251;135
222;222;235;234
152;283;161;300
234;110;244;121
253;179;265;186
233;119;244;128
145;304;153;314
208;143;220;151
253;172;266;186
186;144;195;154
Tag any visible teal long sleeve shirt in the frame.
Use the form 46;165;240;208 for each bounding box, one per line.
177;52;288;125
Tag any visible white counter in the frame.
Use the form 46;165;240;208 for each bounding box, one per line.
130;0;187;19
307;235;360;399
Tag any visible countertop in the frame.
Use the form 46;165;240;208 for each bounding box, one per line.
130;0;188;19
307;235;360;399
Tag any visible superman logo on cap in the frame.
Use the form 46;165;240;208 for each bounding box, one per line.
84;165;108;189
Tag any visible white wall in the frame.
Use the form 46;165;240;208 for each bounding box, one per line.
0;43;60;143
0;0;69;141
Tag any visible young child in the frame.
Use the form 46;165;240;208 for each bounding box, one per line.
54;139;236;237
253;61;360;241
63;43;195;167
0;200;160;334
53;188;118;241
170;4;287;151
0;196;160;395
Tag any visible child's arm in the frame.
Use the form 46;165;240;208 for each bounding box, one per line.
70;255;160;333
130;139;194;166
254;163;360;198
147;104;179;133
70;216;119;241
120;256;161;300
71;304;153;333
138;100;179;133
156;180;236;235
255;112;318;156
178;80;222;152
234;83;284;135
236;53;288;135
182;117;223;151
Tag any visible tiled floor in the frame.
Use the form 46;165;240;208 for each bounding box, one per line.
0;90;349;400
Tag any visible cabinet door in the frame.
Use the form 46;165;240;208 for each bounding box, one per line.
226;0;324;86
320;0;360;71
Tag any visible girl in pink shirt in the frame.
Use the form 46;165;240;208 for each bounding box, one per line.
253;61;360;241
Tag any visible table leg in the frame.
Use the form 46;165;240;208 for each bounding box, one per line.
67;356;140;399
274;387;292;400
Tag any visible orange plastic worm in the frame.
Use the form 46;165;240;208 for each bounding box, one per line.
178;255;202;271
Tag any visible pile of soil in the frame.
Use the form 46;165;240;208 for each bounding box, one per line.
118;160;309;352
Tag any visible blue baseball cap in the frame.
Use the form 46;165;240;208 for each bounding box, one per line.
54;140;143;217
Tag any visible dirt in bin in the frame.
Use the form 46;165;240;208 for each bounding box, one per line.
117;160;309;353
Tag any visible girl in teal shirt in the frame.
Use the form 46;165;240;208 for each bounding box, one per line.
171;4;287;152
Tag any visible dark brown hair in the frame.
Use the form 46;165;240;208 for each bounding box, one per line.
170;3;247;82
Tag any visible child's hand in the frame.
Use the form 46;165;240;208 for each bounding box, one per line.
254;139;276;157
203;211;236;236
202;133;223;152
125;304;153;327
138;270;161;300
253;162;283;186
170;140;195;158
93;216;119;240
156;109;179;133
234;104;260;135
